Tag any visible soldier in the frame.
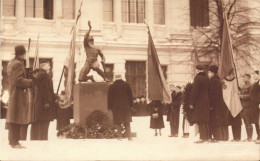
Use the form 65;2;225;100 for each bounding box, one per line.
78;21;108;82
240;74;253;141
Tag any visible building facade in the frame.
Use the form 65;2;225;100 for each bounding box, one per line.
1;0;259;98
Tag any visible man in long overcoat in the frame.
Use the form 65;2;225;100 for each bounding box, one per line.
240;74;254;141
168;86;182;137
30;61;56;140
208;65;229;141
190;65;210;143
107;74;133;140
7;45;32;148
250;70;260;141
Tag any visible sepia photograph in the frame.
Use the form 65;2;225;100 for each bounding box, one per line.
0;0;260;160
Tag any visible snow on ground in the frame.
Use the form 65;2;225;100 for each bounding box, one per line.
1;116;259;160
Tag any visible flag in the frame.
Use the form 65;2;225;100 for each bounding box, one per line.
33;36;40;70
58;0;83;106
147;30;171;103
64;25;76;108
219;13;242;117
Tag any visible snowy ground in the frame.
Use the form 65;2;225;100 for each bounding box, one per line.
1;116;259;160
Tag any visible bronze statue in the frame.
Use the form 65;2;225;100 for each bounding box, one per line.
78;21;107;82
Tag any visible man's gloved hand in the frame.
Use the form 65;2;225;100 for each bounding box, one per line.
44;103;50;109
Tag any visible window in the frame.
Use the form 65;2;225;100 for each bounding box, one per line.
104;64;114;81
63;0;75;19
154;0;165;24
122;0;145;23
25;0;53;19
125;61;146;98
3;0;16;17
190;0;209;27
103;0;113;22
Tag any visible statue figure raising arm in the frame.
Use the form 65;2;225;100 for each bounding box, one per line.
78;21;108;82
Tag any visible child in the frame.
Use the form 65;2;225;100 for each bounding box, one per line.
150;100;165;136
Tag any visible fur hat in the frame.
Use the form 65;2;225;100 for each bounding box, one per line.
208;65;219;74
15;45;26;55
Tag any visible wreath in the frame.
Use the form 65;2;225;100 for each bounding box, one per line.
182;82;193;125
58;110;125;139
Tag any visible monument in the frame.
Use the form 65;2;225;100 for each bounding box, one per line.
74;20;111;126
73;82;112;125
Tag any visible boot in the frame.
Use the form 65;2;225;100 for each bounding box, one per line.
244;127;253;142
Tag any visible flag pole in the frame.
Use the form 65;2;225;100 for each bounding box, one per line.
56;0;83;95
223;12;240;88
33;34;40;70
56;66;65;95
144;19;149;102
26;38;31;69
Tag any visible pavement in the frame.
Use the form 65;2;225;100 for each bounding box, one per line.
1;116;259;160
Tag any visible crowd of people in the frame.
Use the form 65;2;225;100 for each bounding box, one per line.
142;64;260;144
4;44;260;148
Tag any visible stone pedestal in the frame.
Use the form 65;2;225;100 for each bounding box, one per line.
73;82;112;126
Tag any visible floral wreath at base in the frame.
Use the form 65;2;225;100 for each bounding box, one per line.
182;82;194;125
58;110;126;139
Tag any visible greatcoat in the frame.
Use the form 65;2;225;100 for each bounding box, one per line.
190;72;210;124
6;58;32;124
107;79;133;124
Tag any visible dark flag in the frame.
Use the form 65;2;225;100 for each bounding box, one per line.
147;30;171;103
219;13;242;117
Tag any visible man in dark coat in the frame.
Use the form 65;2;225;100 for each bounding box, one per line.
30;61;56;140
208;65;229;141
167;84;176;122
7;45;32;148
107;74;133;140
240;74;254;141
250;70;260;141
168;86;182;137
190;65;210;143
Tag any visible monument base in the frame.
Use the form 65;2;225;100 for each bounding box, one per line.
73;82;112;126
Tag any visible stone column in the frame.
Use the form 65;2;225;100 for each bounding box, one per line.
114;0;122;35
16;0;25;31
145;0;154;33
1;1;4;32
54;0;63;19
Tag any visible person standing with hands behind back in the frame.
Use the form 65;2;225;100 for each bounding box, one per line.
107;74;133;141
